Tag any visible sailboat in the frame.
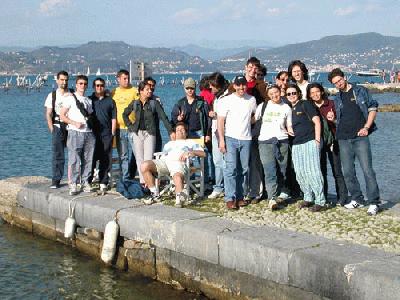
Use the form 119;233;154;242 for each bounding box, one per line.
96;68;101;76
86;66;90;76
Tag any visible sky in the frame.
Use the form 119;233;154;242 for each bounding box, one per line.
1;0;400;49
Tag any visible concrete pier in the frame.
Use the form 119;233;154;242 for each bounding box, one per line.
1;177;399;300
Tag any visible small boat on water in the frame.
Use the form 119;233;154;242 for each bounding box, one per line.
356;69;383;77
96;68;101;76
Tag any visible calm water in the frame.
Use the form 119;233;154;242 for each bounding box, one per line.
0;223;204;300
0;74;399;298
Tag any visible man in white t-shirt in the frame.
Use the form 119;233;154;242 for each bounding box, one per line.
60;75;96;195
217;75;257;210
140;122;205;207
44;70;73;189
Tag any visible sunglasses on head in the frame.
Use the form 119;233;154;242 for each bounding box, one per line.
286;91;297;96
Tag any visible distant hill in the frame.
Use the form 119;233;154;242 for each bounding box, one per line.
0;41;211;74
221;32;400;71
174;44;271;61
1;33;400;74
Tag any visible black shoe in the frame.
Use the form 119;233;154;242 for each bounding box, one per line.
50;181;60;189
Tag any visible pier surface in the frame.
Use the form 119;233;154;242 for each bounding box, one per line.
1;177;399;300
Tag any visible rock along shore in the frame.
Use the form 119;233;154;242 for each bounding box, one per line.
1;176;399;300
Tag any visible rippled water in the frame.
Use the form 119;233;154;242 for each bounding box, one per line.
0;223;204;300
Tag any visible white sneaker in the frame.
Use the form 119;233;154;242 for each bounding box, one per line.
367;204;379;216
175;192;187;208
143;197;155;205
208;191;224;199
278;192;289;200
344;200;364;209
69;184;79;196
99;184;108;192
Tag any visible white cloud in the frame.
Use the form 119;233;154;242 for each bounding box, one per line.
39;0;72;16
170;8;205;25
334;6;356;16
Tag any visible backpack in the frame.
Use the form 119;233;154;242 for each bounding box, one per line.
252;101;268;139
116;178;144;199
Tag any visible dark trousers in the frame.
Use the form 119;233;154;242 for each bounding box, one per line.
320;141;348;204
91;134;113;184
52;125;67;183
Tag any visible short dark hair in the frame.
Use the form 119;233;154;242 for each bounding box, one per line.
199;75;211;91
328;68;345;83
276;71;288;80
246;56;261;67
92;77;105;88
57;70;68;79
208;72;226;90
258;64;267;77
286;83;302;99
175;121;188;132
144;76;156;85
306;82;328;101
138;80;152;92
288;60;309;81
117;69;129;77
76;75;88;83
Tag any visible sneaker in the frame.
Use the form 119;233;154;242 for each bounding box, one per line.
50;181;60;189
82;183;93;193
143;192;160;205
99;184;108;192
309;204;326;213
69;184;79;196
278;192;289;200
208;191;224;199
175;192;188;208
344;200;364;209
268;199;278;210
367;204;379;216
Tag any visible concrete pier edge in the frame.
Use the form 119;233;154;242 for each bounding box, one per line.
1;177;399;299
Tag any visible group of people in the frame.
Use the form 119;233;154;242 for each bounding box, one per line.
45;56;381;216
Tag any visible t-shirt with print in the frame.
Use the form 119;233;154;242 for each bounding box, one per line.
218;93;257;140
336;88;366;140
44;89;74;128
255;101;292;141
111;86;139;129
62;93;93;133
291;100;318;145
162;139;203;163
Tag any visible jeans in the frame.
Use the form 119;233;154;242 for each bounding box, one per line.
212;133;224;193
51;125;67;183
338;136;380;205
116;129;135;181
248;140;264;198
223;136;251;202
259;142;289;199
320;141;348;204
188;129;212;182
67;130;95;185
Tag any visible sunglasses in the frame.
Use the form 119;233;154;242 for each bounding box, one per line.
95;84;105;87
185;87;195;90
286;91;297;96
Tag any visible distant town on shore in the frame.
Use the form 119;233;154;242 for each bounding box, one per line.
1;32;400;75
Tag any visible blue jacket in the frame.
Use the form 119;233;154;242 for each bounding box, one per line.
332;84;378;133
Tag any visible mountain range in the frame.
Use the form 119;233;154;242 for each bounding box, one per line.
1;32;399;75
